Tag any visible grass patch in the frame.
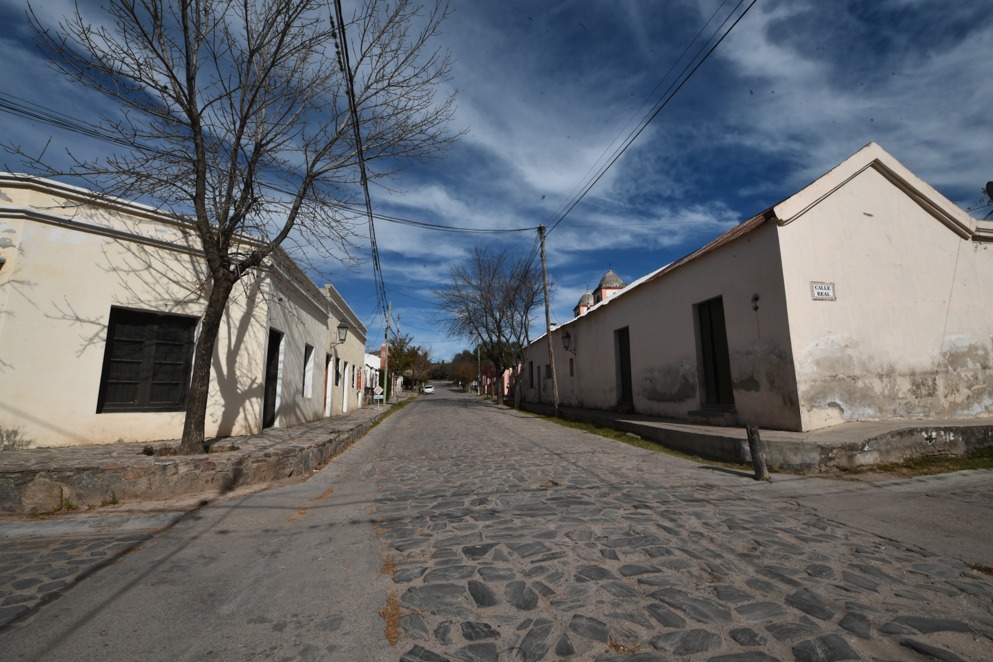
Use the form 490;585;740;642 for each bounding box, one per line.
366;398;411;433
540;414;754;472
208;444;241;453
140;445;177;456
0;424;31;451
840;446;993;478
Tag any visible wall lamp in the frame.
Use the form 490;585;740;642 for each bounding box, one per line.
561;330;576;354
334;321;349;345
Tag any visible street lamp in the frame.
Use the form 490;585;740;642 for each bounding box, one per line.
561;330;576;354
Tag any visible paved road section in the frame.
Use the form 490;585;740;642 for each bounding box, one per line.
1;387;992;661
370;392;993;661
761;470;993;570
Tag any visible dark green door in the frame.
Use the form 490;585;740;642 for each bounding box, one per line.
615;326;633;409
263;329;282;428
698;298;734;406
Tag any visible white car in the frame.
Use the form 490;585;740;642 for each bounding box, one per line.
422;385;434;394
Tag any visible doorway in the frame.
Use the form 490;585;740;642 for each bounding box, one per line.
697;297;734;406
262;329;283;428
324;354;334;416
615;326;633;411
341;361;349;413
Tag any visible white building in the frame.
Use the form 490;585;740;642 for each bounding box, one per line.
523;143;993;432
0;174;366;447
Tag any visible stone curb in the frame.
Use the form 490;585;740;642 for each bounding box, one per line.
517;402;993;471
0;409;387;516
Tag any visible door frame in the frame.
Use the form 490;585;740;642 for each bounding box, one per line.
614;326;633;411
262;329;284;429
696;296;735;407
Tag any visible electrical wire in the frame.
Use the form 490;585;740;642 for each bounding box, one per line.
335;0;388;323
546;0;759;236
543;0;734;231
0;95;538;238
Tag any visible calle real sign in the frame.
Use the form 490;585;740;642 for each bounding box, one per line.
810;281;836;301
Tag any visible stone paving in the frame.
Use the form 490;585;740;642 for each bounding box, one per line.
370;401;993;661
0;403;392;628
0;531;154;627
2;393;992;661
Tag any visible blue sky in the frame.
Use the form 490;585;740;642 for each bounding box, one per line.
2;0;991;362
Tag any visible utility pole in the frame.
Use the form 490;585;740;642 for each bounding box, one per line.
476;345;481;395
384;301;391;403
538;225;560;417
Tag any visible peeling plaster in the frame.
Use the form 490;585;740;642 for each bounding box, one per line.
731;340;795;407
798;334;993;424
640;360;696;403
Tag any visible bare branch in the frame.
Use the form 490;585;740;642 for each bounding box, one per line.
15;0;458;451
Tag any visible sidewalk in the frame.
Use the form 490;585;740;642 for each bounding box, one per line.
0;402;396;516
519;401;993;472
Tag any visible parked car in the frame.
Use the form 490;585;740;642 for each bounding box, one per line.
422;385;434;394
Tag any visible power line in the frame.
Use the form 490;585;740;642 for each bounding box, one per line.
546;0;759;236
0;94;540;237
544;0;734;231
333;0;389;323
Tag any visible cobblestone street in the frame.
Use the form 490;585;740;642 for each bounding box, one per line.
1;390;991;661
373;395;993;661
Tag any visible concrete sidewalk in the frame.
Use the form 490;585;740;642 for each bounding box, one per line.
520;401;993;472
0;402;396;516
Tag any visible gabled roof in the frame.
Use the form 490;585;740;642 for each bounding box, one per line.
772;142;988;240
554;142;989;331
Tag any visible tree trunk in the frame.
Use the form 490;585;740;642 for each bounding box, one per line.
179;272;237;454
513;366;523;410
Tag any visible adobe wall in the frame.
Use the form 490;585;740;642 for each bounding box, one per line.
778;166;993;430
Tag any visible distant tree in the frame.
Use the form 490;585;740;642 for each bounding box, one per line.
386;332;431;390
410;348;433;387
19;0;457;453
434;246;545;407
430;362;450;381
451;353;478;390
387;333;417;391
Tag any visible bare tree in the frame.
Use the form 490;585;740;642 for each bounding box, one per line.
18;0;457;453
434;245;545;408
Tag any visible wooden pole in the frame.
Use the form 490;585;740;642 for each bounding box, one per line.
746;424;771;482
538;226;560;418
384;301;391;403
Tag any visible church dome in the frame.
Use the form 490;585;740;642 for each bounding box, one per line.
577;290;594;306
598;268;626;290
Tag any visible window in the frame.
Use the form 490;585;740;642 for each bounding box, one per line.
569;357;574;377
302;344;314;397
97;308;196;412
545;364;551;379
528;361;534;387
